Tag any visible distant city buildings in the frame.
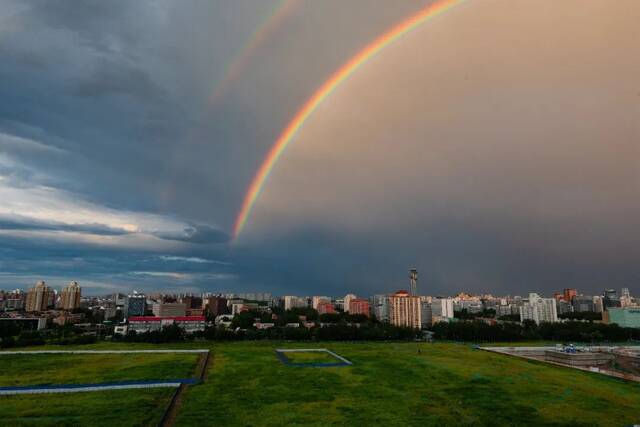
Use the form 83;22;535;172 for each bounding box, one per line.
520;293;558;324
604;307;640;328
349;298;370;317
59;281;81;311
125;293;146;317
389;290;421;329
25;281;52;313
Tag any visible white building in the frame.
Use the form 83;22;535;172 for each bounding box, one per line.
343;294;357;313
128;316;206;334
519;293;558;324
312;296;331;310
371;295;390;322
431;298;454;323
283;295;306;311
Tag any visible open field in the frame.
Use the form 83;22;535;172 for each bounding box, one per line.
0;352;200;387
1;388;174;427
1;342;640;426
278;350;344;365
178;342;640;426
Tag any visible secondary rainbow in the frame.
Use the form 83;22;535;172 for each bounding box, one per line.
233;0;465;239
210;0;299;104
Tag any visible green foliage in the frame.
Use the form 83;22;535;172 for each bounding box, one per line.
431;320;640;343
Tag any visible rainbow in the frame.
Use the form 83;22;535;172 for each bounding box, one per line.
233;0;466;239
210;0;299;104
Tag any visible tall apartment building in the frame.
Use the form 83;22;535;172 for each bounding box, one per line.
371;295;390;322
59;281;81;310
389;290;421;329
312;296;331;310
125;293;146;317
205;296;228;316
25;281;52;312
283;295;306;311
349;298;370;317
343;294;357;313
563;288;577;302
519;293;558;324
431;298;454;323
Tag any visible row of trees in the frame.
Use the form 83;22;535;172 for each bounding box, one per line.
431;319;640;343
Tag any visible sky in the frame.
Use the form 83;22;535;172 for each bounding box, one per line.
0;0;638;296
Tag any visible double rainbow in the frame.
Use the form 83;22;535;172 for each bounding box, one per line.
233;0;465;239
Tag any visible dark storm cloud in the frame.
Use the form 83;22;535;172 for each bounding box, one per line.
72;58;164;100
153;224;230;245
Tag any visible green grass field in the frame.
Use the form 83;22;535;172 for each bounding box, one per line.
1;388;174;427
2;342;640;426
280;350;343;364
177;342;640;426
0;352;199;386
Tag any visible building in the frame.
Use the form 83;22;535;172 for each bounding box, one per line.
312;296;331;310
604;308;640;328
593;295;604;313
349;298;370;317
25;281;52;313
343;294;357;313
431;298;454;323
205;296;228;316
519;293;558;324
0;317;46;331
152;302;187;317
563;288;577;302
389;290;421;329
317;302;336;315
603;289;621;309
125;294;146;317
420;301;433;328
128;316;206;334
283;295;306;311
371;295;390;322
59;281;81;311
572;295;595;313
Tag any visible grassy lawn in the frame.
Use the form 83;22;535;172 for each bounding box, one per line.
280;350;344;365
0;388;174;427
0;352;200;387
176;342;640;426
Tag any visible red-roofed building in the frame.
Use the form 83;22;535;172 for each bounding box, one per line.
349;298;370;317
128;316;206;334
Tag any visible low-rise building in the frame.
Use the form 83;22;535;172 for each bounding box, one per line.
128;316;206;334
152;302;187;317
604;308;640;328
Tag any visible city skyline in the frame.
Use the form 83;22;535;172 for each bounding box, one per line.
1;0;639;296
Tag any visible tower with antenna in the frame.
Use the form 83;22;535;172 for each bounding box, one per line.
409;268;418;296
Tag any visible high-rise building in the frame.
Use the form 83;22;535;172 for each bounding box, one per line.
519;293;558;324
125;293;146;317
620;288;633;308
371;295;390;322
563;288;577;302
312;296;331;310
389;290;421;329
283;296;306;311
60;281;81;311
431;298;454;323
205;296;228;316
317;302;335;315
25;281;52;313
593;295;604;313
603;289;621;309
343;294;357;313
420;301;432;328
572;295;594;313
349;298;370;317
